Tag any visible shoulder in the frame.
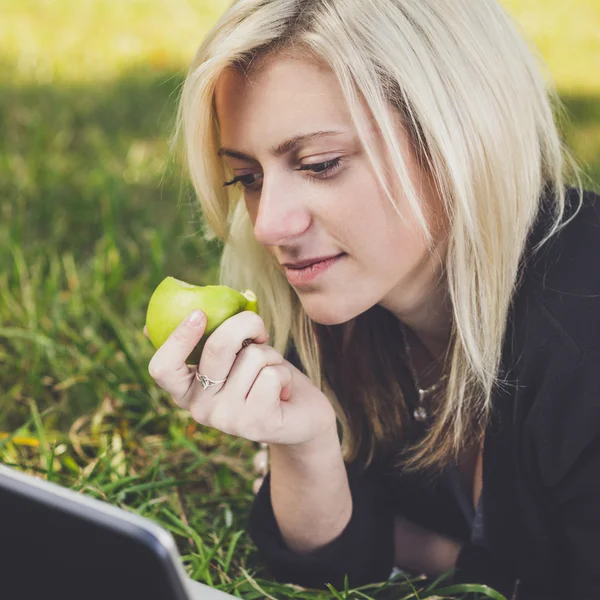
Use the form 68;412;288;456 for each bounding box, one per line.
521;186;600;355
506;186;600;378
508;187;600;488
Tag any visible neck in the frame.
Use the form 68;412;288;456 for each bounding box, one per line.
402;324;450;389
404;307;452;363
381;277;453;366
380;223;451;345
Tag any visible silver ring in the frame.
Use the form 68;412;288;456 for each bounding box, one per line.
241;338;253;348
195;371;228;390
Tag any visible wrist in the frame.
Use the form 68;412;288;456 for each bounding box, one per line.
269;421;341;470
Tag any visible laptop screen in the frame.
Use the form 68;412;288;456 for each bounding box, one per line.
0;472;191;600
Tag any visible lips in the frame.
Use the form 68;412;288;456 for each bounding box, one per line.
284;253;345;269
284;253;345;286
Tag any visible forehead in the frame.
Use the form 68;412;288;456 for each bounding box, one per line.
214;55;356;147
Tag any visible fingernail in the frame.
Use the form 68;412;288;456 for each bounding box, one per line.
185;310;204;326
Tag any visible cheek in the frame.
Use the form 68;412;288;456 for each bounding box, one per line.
345;178;433;286
339;172;414;254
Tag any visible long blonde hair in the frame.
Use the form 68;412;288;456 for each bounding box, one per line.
174;0;584;474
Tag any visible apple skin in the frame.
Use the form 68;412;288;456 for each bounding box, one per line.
145;276;258;364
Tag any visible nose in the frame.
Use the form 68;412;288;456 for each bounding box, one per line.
252;174;311;247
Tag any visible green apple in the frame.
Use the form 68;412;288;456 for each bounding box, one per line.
145;276;258;364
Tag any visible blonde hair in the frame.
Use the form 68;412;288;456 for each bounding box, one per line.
174;0;585;474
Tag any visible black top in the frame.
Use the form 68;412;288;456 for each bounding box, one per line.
443;463;487;548
247;187;600;600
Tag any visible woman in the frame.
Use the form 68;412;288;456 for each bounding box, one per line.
145;0;600;598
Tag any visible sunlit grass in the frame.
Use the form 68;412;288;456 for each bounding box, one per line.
0;0;230;83
1;1;599;598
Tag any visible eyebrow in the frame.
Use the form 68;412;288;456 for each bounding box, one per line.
217;130;346;161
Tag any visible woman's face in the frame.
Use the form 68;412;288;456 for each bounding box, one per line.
214;54;448;328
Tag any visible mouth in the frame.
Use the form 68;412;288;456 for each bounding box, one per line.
284;253;346;286
283;253;345;269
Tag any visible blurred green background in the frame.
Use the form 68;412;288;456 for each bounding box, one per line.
0;1;599;598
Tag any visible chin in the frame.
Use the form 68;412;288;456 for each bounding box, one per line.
300;299;364;327
310;313;350;327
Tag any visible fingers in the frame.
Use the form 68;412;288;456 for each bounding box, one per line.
222;343;284;399
244;363;293;433
146;309;276;436
147;310;207;406
198;310;270;377
190;310;270;403
189;344;287;430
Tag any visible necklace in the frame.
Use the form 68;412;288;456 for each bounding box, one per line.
402;333;449;422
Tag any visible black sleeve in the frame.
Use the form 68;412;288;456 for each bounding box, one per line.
246;460;396;590
554;436;600;599
525;349;600;599
453;543;519;599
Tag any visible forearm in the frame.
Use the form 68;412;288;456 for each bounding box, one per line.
394;515;462;577
268;423;353;554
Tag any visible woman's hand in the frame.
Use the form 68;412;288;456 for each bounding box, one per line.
144;309;336;450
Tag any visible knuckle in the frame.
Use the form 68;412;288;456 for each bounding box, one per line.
148;361;165;381
268;348;284;364
259;365;280;387
281;364;292;383
238;311;266;336
243;345;282;368
247;310;265;328
243;343;265;362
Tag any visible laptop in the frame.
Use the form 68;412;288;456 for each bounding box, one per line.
0;463;236;600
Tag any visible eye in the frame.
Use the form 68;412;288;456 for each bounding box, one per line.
222;157;344;190
222;172;261;189
297;157;343;181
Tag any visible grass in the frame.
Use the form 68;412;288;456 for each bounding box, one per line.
0;1;599;598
